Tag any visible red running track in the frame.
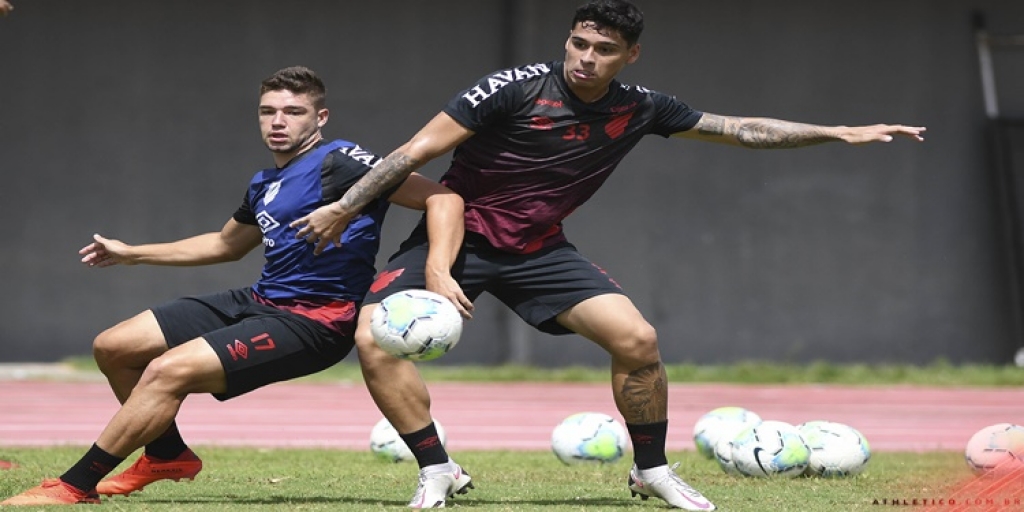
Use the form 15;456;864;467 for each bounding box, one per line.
1;380;1022;452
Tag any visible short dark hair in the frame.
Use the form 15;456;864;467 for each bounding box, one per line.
572;0;644;46
259;66;327;110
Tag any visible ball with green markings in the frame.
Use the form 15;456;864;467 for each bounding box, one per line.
551;412;628;465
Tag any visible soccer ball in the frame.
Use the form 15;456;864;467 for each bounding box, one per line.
368;417;447;463
797;420;871;477
551;412;628;465
713;432;743;476
692;406;762;459
964;423;1024;475
730;420;810;478
370;289;463;361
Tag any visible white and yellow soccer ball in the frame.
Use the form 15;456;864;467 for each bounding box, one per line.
964;423;1024;475
730;420;810;478
370;289;463;361
797;420;871;477
551;412;629;465
692;406;762;459
713;432;743;476
369;417;447;463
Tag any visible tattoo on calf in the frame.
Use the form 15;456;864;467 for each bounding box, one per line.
620;362;668;423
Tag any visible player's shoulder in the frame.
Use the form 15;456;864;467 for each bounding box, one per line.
457;61;557;107
613;80;673;101
475;61;555;85
611;81;690;113
325;138;382;169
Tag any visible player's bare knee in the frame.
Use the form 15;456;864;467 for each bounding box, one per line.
135;354;194;394
638;323;659;356
92;333;115;370
92;326;134;372
610;323;660;365
356;340;395;369
354;324;376;349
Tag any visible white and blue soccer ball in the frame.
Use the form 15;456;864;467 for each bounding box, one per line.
692;406;762;459
730;420;810;478
551;412;629;465
369;417;447;463
797;420;871;477
370;289;462;361
964;423;1024;475
713;432;743;476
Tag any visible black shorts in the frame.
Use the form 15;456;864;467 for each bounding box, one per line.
152;288;355;401
364;232;624;335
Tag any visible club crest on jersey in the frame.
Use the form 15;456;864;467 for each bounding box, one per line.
462;63;551;108
264;181;282;205
255;211;280;233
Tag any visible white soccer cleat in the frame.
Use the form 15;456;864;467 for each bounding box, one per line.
628;463;716;511
407;459;474;509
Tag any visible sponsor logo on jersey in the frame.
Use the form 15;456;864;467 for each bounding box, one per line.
610;101;638;113
462;63;551;108
535;98;564;108
264;180;282;205
255;211;280;233
529;116;555;130
336;144;382;167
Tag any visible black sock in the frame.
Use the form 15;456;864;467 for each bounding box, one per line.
60;444;125;493
400;422;449;468
627;420;669;470
144;421;188;460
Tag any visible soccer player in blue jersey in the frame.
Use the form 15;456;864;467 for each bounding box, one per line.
1;66;467;506
292;1;925;509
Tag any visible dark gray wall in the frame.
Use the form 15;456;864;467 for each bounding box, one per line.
2;0;1023;366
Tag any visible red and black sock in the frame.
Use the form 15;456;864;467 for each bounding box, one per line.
627;420;669;470
144;421;188;460
60;444;125;493
400;422;448;468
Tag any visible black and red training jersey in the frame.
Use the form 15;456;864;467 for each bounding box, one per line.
440;60;703;254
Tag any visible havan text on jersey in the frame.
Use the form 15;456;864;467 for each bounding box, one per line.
336;144;382;168
461;63;552;107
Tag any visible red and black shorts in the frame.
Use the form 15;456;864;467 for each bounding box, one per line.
151;288;356;400
364;232;624;335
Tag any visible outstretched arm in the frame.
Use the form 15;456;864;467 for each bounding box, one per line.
291;112;474;254
676;113;925;148
79;219;263;268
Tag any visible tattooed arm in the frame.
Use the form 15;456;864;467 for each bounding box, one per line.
675;112;925;148
291;112;474;254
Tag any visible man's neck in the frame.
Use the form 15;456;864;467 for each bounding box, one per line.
274;134;323;168
562;69;610;104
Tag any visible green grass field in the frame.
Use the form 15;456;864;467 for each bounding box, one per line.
8;359;1019;509
0;447;993;511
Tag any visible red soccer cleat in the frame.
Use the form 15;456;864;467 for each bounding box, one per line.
95;449;203;497
0;478;101;505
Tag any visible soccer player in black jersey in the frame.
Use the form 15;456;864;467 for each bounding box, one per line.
293;1;925;509
1;67;466;506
